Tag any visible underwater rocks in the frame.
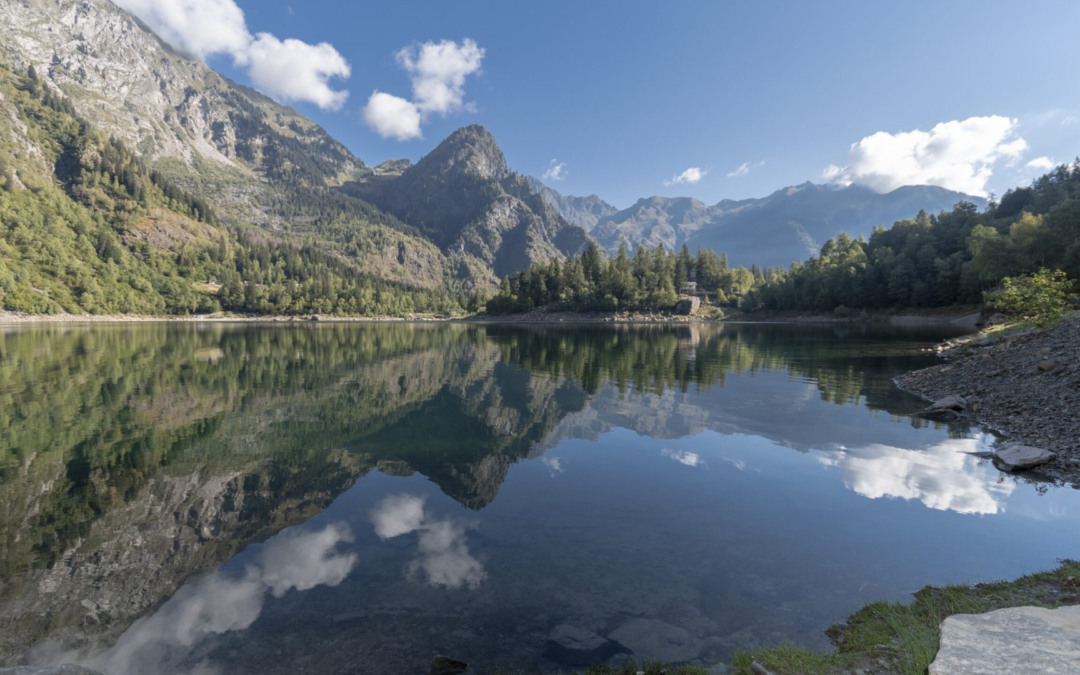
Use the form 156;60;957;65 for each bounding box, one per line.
544;624;629;666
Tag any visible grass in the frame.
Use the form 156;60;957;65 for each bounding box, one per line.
730;559;1080;675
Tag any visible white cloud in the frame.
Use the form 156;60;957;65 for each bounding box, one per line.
664;167;708;186
88;523;356;675
817;437;1014;515
114;0;349;109
398;39;485;116
370;494;486;589
541;455;565;475
1026;156;1056;171
241;34;350;111
822;116;1029;197
543;159;567;181
661;448;706;468
1063;116;1079;126
362;92;423;140
370;494;426;538
727;160;764;178
363;39;485;141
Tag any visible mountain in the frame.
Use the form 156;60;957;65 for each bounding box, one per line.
539;180;985;268
526;176;619;231
353;126;590;277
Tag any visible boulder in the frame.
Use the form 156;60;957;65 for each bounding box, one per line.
929;605;1080;675
607;618;702;662
675;296;701;316
1038;359;1059;372
429;655;468;675
544;624;627;666
927;395;966;412
994;444;1056;471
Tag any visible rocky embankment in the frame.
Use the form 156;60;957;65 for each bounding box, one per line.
896;315;1080;484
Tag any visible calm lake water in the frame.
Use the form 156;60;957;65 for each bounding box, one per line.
1;322;1078;674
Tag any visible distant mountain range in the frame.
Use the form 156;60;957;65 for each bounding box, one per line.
528;178;986;268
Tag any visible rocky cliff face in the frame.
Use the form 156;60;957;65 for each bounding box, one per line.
526;176;619;232
368;126;590;277
0;0;363;181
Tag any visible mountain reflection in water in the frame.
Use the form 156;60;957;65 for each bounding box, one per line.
1;322;1076;674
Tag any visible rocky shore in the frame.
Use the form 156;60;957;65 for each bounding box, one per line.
895;314;1080;485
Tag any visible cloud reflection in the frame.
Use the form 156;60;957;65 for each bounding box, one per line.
818;437;1015;515
662;448;706;468
370;495;486;589
541;456;565;476
85;523;356;675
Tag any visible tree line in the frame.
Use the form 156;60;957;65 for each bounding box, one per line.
488;161;1080;315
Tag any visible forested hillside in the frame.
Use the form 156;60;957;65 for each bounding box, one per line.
486;162;1080;315
0;65;463;316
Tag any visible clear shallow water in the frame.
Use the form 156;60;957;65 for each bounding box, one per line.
1;322;1077;674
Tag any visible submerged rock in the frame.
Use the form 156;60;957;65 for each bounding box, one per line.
929;605;1080;675
544;624;627;666
608;618;701;662
994;444;1056;471
429;655;468;675
927;395;966;412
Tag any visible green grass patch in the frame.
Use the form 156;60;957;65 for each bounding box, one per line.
730;559;1080;675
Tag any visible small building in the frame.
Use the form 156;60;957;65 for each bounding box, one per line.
681;281;698;294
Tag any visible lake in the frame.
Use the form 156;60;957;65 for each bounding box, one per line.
1;322;1077;674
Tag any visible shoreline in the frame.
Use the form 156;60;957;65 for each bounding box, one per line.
894;313;1080;486
1;306;984;326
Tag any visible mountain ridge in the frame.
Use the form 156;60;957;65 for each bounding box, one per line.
532;178;986;267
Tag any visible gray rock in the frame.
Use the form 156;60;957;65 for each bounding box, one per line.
0;667;104;675
608;618;702;662
927;395;966;412
429;655;468;675
913;409;959;422
1038;359;1059;372
994;444;1056;471
675;297;701;316
544;624;627;666
929;605;1080;675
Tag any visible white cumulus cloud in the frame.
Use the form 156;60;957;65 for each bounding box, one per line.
543;159;567;181
822;116;1029;197
664;167;707;186
1026;156;1056;171
370;494;486;589
661;448;706;468
114;0;350;110
362;92;424;141
363;39;485;141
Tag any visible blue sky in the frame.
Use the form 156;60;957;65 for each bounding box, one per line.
121;0;1080;208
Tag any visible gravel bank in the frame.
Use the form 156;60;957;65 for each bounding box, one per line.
895;315;1080;485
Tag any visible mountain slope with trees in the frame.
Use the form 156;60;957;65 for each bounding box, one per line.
487;163;1080;316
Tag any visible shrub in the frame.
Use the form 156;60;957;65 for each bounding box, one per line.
984;268;1074;327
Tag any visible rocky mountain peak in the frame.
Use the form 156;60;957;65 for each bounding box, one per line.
416;124;509;182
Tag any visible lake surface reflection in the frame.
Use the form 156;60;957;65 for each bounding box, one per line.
1;322;1077;674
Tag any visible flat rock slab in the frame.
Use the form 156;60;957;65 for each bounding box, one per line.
929;605;1080;675
608;618;701;662
544;624;627;666
994;444;1056;471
